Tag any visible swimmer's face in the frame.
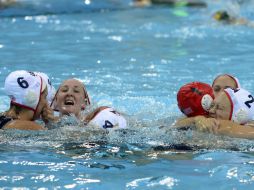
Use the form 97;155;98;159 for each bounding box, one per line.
34;87;48;119
55;79;86;118
208;91;231;120
212;75;237;98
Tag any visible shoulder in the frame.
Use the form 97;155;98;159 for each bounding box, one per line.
4;120;46;130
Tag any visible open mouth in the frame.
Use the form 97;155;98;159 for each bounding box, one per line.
64;99;74;106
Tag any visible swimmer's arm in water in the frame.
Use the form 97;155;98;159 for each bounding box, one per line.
174;117;195;128
174;116;218;133
194;116;254;139
174;116;254;139
4;120;46;130
232;18;250;26
215;120;254;139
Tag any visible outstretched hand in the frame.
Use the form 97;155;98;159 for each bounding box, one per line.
41;104;58;124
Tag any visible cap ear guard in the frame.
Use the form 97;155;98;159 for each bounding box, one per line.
234;108;249;124
201;94;213;111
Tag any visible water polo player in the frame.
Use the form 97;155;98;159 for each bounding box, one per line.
0;70;48;130
176;82;254;139
50;78;127;129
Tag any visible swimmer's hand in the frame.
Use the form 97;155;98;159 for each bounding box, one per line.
173;117;195;130
174;117;195;128
41;104;59;124
194;116;219;134
173;116;219;134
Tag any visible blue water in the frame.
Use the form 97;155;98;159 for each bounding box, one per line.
1;0;254;189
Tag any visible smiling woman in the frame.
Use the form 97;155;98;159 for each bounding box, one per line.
48;78;127;129
50;78;90;119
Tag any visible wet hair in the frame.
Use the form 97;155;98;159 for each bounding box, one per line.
4;103;23;119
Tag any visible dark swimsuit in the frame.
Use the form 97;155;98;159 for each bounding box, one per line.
0;115;13;129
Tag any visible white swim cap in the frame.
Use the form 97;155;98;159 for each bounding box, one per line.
224;88;254;124
4;70;46;112
35;72;56;104
212;74;241;88
89;107;127;129
225;74;241;88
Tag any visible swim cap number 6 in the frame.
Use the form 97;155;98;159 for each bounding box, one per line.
17;77;29;89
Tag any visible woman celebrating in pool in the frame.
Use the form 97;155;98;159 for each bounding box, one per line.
48;78;127;129
50;78;90;120
0;70;49;130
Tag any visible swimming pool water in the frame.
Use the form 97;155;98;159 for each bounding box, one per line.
1;0;254;189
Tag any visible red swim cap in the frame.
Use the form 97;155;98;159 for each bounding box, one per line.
177;82;214;117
